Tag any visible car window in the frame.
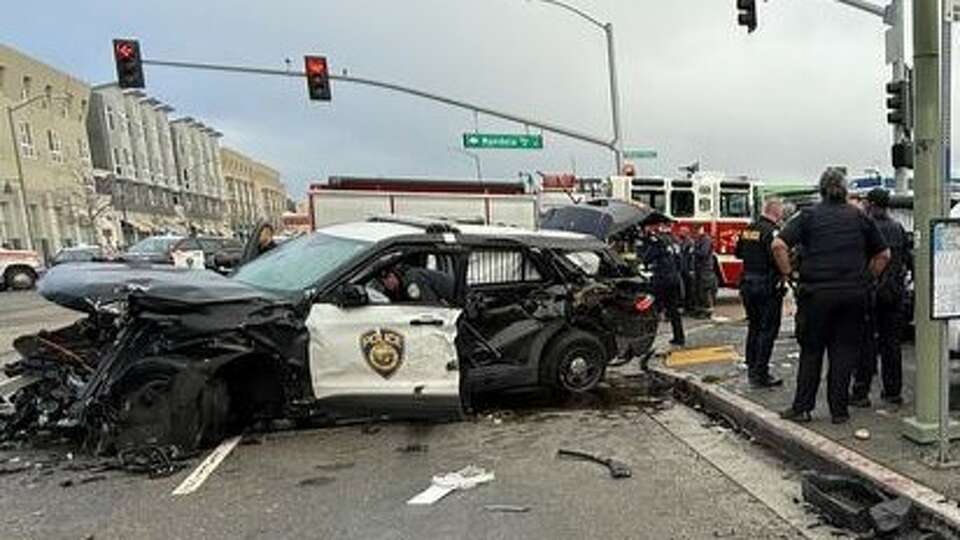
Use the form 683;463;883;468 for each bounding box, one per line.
233;232;371;293
563;251;602;276
128;237;182;254
361;250;459;306
720;191;751;218
467;249;542;286
176;238;202;251
198;238;222;252
222;239;243;249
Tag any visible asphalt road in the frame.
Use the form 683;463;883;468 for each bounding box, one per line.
0;290;80;359
0;291;836;540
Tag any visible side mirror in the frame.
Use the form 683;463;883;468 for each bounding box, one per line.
336;284;369;308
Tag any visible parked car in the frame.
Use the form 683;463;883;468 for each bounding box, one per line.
118;235;244;273
0;247;43;290
50;245;111;267
4;217;658;454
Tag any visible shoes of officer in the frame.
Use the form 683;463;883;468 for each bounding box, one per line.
749;375;783;388
780;408;849;424
851;394;903;408
669;339;685;347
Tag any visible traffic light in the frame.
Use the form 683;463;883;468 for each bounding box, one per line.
886;79;911;128
113;39;145;89
892;141;914;169
737;0;757;33
304;55;331;101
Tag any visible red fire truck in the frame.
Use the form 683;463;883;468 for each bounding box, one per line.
609;172;763;288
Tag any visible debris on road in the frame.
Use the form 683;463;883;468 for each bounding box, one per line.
298;476;336;487
483;504;530;513
854;429;871;441
395;443;428;453
801;472;920;535
407;465;495;506
556;448;631;479
171;435;242;496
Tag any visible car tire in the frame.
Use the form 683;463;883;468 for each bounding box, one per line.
541;330;606;394
4;267;36;290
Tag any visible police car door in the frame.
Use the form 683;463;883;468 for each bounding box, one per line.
305;248;464;419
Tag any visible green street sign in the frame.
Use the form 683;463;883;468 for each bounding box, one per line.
624;149;658;159
463;133;543;150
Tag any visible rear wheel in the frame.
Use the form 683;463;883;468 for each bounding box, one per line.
541;330;606;394
5;267;36;290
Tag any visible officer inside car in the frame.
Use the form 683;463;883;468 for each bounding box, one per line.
772;168;890;424
376;263;456;305
735;196;786;388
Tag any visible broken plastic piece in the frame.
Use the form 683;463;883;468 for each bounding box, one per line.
557;449;632;479
483;504;530;513
854;429;871;441
407;465;495;505
801;472;886;533
869;497;915;534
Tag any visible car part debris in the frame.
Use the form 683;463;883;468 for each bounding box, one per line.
172;435;242;496
117;445;185;478
407;465;495;506
483;504;530;513
868;497;915;535
395;443;428;453
556;449;631;479
801;472;887;533
298;476;336;487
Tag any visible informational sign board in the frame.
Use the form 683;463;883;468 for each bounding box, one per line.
931;219;960;319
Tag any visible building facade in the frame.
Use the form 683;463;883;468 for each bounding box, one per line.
221;147;286;235
0;44;95;257
88;85;229;245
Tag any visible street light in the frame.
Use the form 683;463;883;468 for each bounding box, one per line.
526;0;623;174
6;92;71;251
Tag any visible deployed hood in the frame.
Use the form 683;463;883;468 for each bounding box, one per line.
542;199;670;240
38;262;276;314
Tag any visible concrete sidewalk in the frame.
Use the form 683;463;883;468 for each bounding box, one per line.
651;300;960;534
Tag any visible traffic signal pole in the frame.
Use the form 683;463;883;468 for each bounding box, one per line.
902;0;952;445
140;58;615;155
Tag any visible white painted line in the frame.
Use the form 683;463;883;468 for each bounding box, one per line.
172;435;242;496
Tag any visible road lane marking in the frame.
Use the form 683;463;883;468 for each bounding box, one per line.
172;435;242;496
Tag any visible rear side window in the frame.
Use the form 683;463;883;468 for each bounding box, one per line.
176;238;202;251
467;249;542;285
198;238;222;252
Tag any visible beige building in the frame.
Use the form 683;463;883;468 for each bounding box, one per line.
0;44;95;256
221;147;286;235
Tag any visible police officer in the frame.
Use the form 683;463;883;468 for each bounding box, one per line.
851;188;910;407
378;264;456;305
735;197;786;388
772;168;890;424
692;225;717;319
677;228;696;313
640;222;685;346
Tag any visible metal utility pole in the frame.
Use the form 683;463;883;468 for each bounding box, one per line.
903;0;949;444
528;0;623;173
450;147;483;180
937;0;954;462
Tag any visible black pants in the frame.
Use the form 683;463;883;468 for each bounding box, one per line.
740;276;783;382
852;294;904;399
793;288;867;418
656;280;685;344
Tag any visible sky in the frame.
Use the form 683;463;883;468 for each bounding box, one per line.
2;0;951;199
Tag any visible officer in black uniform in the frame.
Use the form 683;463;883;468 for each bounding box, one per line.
640;222;685;346
735;197;786;388
772;168;890;424
851;188;911;406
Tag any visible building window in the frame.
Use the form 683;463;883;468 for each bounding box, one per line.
112;148;122;174
123;148;131;165
61;92;73;118
106;106;116;130
79;99;87;121
21;76;31;100
42;84;52;109
47;130;63;163
17;122;35;158
0;66;5;91
77;139;90;163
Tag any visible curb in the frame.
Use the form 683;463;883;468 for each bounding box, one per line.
653;365;960;538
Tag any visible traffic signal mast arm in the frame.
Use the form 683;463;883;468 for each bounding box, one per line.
138;57;614;152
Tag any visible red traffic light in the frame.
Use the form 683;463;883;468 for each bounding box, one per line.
304;55;331;101
113;38;145;89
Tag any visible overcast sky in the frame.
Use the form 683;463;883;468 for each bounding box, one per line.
3;0;954;198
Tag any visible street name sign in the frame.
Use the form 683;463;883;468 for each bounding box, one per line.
463;133;543;150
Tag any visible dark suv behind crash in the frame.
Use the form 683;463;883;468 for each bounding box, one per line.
4;217;658;454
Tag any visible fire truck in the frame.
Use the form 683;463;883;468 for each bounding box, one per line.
609;172;763;288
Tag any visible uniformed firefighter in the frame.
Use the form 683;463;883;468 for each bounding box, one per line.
772;168;890;424
735;197;786;388
640;223;685;346
691;225;717;319
850;188;911;407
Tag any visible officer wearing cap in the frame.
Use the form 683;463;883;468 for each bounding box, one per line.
772;168;890;424
851;188;911;407
735;197;786;388
639;222;685;346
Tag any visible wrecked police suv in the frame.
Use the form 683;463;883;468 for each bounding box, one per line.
1;217;658;454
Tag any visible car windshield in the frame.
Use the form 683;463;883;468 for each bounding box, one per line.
232;232;372;293
127;237;181;254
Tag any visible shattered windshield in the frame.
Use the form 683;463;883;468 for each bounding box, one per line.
127;237;181;255
232;232;371;293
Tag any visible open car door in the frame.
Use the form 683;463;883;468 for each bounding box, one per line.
306;302;463;420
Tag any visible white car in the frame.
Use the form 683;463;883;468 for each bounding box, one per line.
0;247;43;290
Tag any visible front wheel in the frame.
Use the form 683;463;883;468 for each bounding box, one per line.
5;267;36;290
541;330;606;394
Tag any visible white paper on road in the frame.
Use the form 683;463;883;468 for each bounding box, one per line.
172;435;242;496
406;465;495;506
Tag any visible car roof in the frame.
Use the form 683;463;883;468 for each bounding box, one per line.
320;220;604;250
